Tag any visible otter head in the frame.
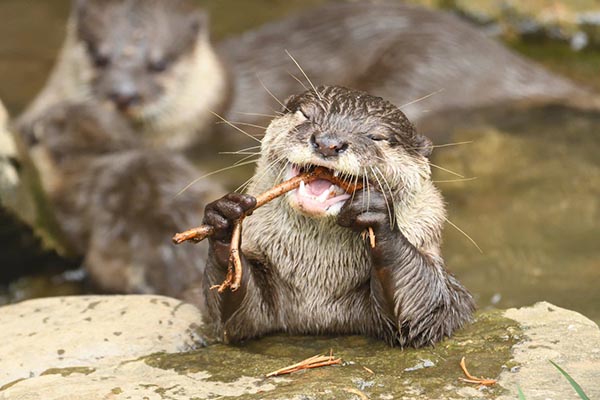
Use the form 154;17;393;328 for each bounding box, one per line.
74;0;209;122
260;86;433;218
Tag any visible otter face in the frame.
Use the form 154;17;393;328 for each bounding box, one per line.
261;86;433;218
74;0;206;121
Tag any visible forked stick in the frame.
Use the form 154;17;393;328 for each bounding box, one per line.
173;167;367;292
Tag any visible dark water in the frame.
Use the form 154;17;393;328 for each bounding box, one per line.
0;1;598;323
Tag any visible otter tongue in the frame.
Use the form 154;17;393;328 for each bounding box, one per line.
306;179;333;195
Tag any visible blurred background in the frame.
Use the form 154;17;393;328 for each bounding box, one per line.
0;0;598;323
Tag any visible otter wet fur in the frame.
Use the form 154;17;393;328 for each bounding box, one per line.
201;86;475;347
22;101;223;296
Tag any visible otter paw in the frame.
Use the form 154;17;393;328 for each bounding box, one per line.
337;190;392;233
203;193;256;242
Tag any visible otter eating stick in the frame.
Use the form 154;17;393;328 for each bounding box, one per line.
173;167;366;292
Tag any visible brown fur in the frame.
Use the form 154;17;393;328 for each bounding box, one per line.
22;101;223;296
201;86;474;347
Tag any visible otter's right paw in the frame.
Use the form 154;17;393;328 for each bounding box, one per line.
203;193;256;243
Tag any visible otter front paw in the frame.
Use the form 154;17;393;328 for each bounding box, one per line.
337;190;394;236
203;193;256;242
204;193;256;268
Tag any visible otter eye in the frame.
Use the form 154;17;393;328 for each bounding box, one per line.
367;133;387;142
295;109;309;120
94;54;110;68
148;58;170;73
85;43;110;68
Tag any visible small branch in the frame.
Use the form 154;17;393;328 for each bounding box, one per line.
172;225;214;244
265;353;342;377
459;357;497;387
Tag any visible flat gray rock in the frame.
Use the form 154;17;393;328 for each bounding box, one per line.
0;296;598;399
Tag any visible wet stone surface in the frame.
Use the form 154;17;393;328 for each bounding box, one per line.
141;309;519;399
2;295;598;399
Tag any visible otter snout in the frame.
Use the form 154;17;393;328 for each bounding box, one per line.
109;83;141;111
310;132;349;157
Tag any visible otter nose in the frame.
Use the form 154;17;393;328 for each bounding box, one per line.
310;133;349;157
109;85;141;110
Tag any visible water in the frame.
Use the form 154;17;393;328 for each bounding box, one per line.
0;1;598;323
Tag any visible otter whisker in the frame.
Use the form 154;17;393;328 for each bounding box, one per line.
175;159;259;197
237;155;286;193
233;153;262;166
220;151;260;156
234;111;279;118
284;49;322;100
216;120;268;130
432;141;473;148
350;172;361;204
209;111;262;143
362;170;371;212
257;75;290;112
445;218;483;254
273;160;291;185
405;140;474;153
373;166;396;227
428;162;465;178
399;88;444;109
218;145;262;155
433;177;478;183
287;71;309;91
370;167;394;226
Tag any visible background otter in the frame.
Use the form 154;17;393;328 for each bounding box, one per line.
23;102;224;295
17;0;228;151
16;0;595;154
201;86;474;347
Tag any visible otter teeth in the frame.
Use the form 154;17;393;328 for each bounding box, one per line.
317;186;334;203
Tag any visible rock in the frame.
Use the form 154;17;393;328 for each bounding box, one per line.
0;295;206;391
0;297;598;399
0;97;73;283
1;99;72;284
497;301;600;400
410;0;600;46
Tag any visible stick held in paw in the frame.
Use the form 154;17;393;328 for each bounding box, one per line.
173;167;366;292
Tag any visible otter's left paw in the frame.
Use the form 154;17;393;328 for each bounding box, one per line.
337;190;394;234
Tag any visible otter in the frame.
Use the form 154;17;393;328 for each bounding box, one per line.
22;101;223;296
17;1;593;152
200;86;474;347
17;0;228;151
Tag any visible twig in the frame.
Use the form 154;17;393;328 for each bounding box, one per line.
173;167;367;292
265;353;342;377
459;357;497;387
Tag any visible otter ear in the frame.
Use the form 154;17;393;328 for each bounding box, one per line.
189;10;208;37
283;94;301;114
414;134;433;158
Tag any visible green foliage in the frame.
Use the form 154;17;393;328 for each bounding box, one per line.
517;361;590;400
517;385;526;400
549;360;590;400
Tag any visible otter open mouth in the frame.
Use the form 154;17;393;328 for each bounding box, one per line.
288;164;356;216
